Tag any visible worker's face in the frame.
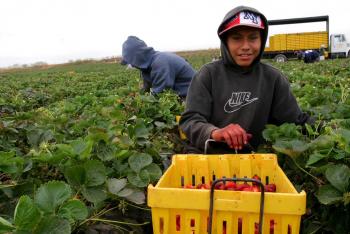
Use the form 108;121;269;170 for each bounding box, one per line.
226;26;262;68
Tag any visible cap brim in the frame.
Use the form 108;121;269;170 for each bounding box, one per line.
219;24;264;36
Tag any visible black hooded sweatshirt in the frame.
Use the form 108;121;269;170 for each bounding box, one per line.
179;6;311;153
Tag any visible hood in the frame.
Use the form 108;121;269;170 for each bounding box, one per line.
122;36;156;69
217;6;269;71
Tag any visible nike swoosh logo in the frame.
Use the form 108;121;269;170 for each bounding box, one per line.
224;97;258;113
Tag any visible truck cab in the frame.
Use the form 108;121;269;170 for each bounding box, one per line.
330;34;350;58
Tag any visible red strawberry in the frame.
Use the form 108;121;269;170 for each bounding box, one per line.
264;184;277;192
225;181;236;190
252;175;261;186
236;183;250;191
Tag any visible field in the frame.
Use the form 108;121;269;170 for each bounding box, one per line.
0;52;349;233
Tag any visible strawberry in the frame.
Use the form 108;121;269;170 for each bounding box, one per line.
214;182;226;190
252;185;260;192
225;181;236;190
264;184;277;192
196;183;210;189
184;184;195;189
236;183;251;191
242;186;253;192
252;174;261;186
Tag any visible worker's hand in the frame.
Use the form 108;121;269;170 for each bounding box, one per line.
211;124;252;150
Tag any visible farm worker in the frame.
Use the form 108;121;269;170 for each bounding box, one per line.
179;6;313;153
121;36;196;98
304;50;320;63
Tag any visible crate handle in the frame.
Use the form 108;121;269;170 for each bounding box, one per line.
204;139;255;154
204;139;216;154
208;177;265;234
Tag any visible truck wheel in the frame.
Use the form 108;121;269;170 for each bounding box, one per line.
274;54;287;62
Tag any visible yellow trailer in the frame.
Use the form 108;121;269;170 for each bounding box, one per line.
265;31;328;52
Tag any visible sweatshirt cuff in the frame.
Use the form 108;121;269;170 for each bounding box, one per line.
205;125;219;140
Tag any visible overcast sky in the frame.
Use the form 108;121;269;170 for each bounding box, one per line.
1;0;349;67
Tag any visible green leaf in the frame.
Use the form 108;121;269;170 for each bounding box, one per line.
273;139;309;157
27;129;54;148
34;216;70;234
107;178;127;195
112;159;130;176
127;171;150;188
0;151;24;174
34;181;72;213
325;164;350;192
64;165;86;187
0;217;14;232
336;128;350;153
87;127;109;143
316;184;343;205
14;196;41;231
154;121;166;129
262;125;279;142
54;144;74;158
305;123;317;137
124;190;146;205
303;222;323;234
109;108;125;120
71;138;93;160
344;192;350;206
81;186;107;203
128;153;152;173
333;149;346;160
95;142;115;161
39;151;66;165
262;124;302;143
58;199;88;221
84;160;106;187
115;149;132;160
142;163;162;182
134;122;150;139
306;152;327;167
310;135;335;150
118;135;134;148
117;187;134;197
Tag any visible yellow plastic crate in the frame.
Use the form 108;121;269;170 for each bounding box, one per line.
148;154;306;234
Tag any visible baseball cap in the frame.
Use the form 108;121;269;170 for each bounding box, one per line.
219;11;265;36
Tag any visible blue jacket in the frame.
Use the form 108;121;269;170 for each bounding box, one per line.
122;36;196;97
304;50;319;63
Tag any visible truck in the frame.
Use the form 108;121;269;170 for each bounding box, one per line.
263;15;350;62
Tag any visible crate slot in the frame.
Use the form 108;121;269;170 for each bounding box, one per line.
222;220;227;234
270;219;275;234
288;224;292;234
190;218;195;227
175;215;180;231
159;217;164;234
238;217;242;234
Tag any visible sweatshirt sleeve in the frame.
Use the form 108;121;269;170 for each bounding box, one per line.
179;66;219;151
270;73;312;125
150;60;175;94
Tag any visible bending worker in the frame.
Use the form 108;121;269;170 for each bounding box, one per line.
122;36;196;98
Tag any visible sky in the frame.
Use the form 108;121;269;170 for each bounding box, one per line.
1;0;349;68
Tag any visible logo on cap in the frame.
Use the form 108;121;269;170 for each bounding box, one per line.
219;11;264;35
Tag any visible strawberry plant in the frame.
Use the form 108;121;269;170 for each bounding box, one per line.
263;59;350;234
